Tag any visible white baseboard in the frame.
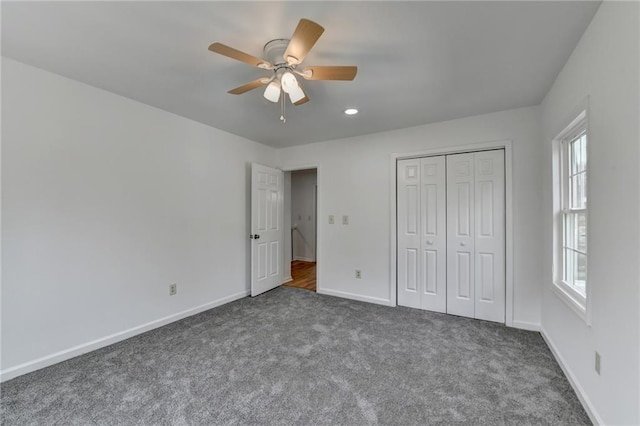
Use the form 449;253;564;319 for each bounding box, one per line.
511;320;540;332
0;291;249;383
318;288;393;307
540;326;603;425
293;256;315;262
282;276;293;284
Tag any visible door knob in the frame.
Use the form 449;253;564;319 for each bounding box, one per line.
460;242;466;246
250;234;260;239
426;240;434;245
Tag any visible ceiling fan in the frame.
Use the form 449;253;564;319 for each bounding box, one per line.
208;18;357;116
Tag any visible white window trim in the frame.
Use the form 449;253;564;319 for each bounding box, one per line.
551;99;591;325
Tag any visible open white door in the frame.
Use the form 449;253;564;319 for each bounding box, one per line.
251;163;284;297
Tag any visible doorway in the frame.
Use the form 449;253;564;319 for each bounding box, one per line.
283;168;317;292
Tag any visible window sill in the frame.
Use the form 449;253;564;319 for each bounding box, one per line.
551;281;590;326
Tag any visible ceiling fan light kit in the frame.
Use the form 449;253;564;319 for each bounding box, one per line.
208;18;357;122
263;80;281;103
280;71;298;94
288;85;306;104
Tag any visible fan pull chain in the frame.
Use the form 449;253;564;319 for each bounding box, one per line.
280;89;286;124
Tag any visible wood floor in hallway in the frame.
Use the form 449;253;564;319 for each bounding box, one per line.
283;261;316;292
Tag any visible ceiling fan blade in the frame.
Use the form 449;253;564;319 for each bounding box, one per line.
301;66;358;81
284;19;324;65
293;95;310;106
208;42;272;69
228;78;269;95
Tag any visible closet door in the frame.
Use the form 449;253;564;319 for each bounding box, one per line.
399;151;505;322
397;157;446;311
397;159;421;309
419;156;446;312
446;153;475;318
473;150;505;322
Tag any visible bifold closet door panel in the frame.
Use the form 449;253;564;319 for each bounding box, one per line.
419;156;446;312
473;150;505;322
397;159;421;309
397;157;446;312
446;153;475;318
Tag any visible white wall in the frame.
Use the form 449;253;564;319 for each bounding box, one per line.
539;2;640;424
278;106;543;328
291;169;317;262
1;58;276;379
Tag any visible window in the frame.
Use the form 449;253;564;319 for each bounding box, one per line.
553;108;588;317
562;131;587;295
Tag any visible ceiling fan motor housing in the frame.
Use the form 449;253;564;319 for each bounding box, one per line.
263;39;291;67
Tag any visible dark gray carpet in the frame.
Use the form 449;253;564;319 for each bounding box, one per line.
1;286;590;425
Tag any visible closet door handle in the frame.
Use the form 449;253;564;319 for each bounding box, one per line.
460;242;466;246
426;240;434;245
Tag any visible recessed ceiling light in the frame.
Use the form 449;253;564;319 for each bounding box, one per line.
344;108;358;115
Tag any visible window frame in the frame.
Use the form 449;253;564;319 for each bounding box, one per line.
552;105;591;324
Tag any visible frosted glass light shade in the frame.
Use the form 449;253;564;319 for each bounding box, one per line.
263;81;281;103
289;85;306;104
280;71;298;94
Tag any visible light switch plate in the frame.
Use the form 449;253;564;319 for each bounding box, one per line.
343;215;349;225
329;215;335;224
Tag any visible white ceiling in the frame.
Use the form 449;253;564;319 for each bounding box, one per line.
2;1;600;148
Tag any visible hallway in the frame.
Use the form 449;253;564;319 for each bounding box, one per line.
283;261;316;292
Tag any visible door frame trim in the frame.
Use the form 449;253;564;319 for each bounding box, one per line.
282;165;321;293
389;140;514;326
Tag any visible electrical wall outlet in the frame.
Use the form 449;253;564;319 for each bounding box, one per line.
169;283;177;296
329;215;335;224
595;351;601;375
355;269;362;279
